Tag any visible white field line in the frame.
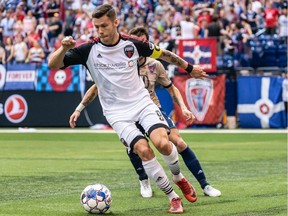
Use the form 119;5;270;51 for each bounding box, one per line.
0;128;287;134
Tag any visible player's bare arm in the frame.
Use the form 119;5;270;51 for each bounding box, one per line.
48;36;76;69
69;84;98;128
82;84;98;106
167;85;195;125
159;49;208;80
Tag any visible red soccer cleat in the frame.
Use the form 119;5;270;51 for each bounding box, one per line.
168;197;184;214
174;178;197;203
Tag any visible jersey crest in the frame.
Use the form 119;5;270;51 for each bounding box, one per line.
148;63;156;73
124;45;134;58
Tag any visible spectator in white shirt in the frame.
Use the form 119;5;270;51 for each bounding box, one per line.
278;7;288;39
0;10;15;42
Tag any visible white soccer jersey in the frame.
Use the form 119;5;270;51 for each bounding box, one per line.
62;34;163;124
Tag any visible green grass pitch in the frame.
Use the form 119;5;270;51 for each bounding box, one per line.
0;132;286;216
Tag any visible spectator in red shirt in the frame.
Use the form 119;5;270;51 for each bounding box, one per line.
27;29;40;48
13;4;25;22
196;8;214;27
264;1;280;35
52;33;63;51
226;4;239;24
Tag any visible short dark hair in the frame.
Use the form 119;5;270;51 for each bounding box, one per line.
92;4;116;21
128;26;149;40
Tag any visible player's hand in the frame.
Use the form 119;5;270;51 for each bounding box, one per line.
69;110;81;128
182;108;196;125
190;65;208;79
61;36;76;50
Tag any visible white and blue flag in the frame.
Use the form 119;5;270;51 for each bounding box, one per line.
237;76;287;128
4;64;36;90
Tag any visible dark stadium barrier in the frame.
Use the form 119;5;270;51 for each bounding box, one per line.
0;91;108;127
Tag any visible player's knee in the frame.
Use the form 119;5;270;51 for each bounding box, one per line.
134;142;154;161
154;139;171;155
174;138;187;152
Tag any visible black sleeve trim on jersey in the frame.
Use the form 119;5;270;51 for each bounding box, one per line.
129;135;148;155
62;42;94;69
163;82;173;89
147;123;170;137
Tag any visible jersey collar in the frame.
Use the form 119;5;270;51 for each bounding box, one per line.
99;33;121;47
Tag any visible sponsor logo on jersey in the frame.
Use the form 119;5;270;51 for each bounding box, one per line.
128;60;136;67
186;78;213;121
4;94;28;123
97;53;102;58
148;63;156;73
94;62;126;69
124;45;134;58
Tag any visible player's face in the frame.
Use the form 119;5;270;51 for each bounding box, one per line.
93;15;119;44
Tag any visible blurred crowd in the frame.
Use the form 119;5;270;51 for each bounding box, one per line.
0;0;287;68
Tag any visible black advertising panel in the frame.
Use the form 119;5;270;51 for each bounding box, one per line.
0;91;108;127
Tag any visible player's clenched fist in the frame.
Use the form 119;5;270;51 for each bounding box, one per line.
61;36;76;50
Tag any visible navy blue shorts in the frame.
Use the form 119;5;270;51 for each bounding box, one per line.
160;108;176;129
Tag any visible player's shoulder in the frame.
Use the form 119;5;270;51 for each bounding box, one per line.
89;37;101;45
146;57;163;67
75;38;99;50
120;33;149;44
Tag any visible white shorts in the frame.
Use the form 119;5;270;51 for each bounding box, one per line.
111;102;169;153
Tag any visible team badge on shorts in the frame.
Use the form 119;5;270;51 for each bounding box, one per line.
124;45;134;58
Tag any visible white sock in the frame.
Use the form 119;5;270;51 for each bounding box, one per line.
161;143;184;182
142;157;178;201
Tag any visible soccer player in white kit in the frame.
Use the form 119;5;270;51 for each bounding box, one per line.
48;4;208;214
70;26;221;199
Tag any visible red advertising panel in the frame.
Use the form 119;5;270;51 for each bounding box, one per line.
178;38;217;72
173;75;225;126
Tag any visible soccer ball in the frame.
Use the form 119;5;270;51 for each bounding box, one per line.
80;183;112;214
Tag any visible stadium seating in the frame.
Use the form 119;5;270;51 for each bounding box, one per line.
235;67;255;75
255;66;282;76
247;35;287;69
277;44;287;68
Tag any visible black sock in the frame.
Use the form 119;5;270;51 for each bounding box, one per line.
180;146;209;189
127;150;148;181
